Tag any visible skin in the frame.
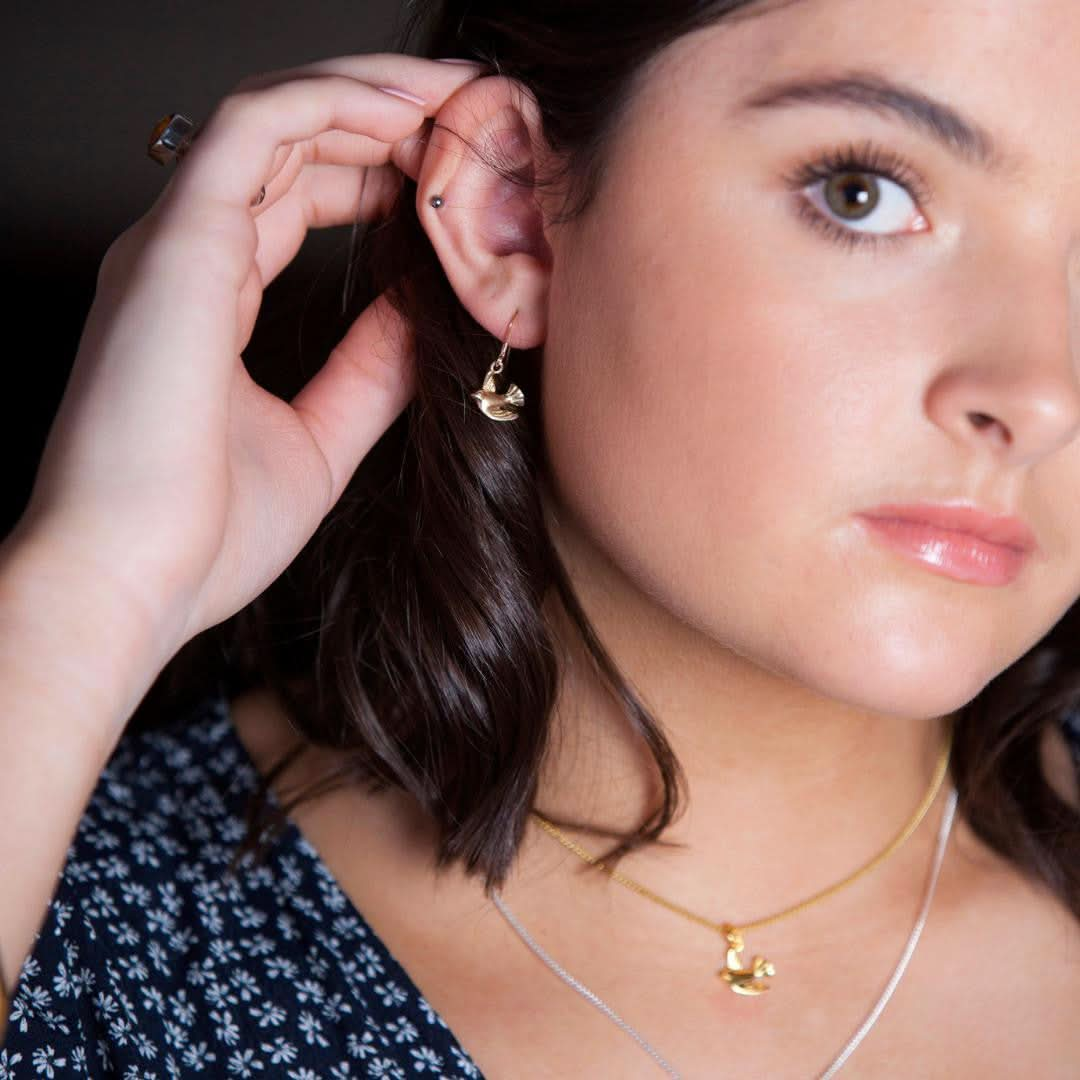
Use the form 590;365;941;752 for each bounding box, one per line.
232;0;1080;1074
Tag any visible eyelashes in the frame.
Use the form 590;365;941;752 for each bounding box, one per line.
780;138;934;252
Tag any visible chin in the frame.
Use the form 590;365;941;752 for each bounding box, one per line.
724;601;1008;722
807;630;1006;721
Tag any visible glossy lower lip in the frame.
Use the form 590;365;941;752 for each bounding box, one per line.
854;515;1029;585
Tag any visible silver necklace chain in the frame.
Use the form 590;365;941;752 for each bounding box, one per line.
490;784;958;1079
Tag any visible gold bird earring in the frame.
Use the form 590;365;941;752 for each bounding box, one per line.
469;308;525;422
429;192;525;423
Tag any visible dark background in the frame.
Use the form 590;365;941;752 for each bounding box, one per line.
4;1;403;538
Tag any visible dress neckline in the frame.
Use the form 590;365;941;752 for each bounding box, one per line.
206;685;487;1078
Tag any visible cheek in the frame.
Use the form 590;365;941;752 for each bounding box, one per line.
545;199;843;542
540;222;847;638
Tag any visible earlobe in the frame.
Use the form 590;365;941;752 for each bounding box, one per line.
414;75;552;352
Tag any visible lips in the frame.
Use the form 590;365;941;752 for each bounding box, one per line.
855;503;1038;554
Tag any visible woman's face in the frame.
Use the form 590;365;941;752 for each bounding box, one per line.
539;0;1080;720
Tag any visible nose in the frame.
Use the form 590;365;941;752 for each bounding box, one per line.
924;248;1080;467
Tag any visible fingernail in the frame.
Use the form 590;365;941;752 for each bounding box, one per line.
434;57;480;65
377;86;428;105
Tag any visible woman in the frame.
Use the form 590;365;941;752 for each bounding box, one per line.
1;0;1078;1074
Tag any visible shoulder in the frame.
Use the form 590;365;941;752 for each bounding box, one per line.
986;875;1080;1068
940;805;1080;1070
1;692;256;1069
1;688;483;1078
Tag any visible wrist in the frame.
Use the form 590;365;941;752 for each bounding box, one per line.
0;524;174;741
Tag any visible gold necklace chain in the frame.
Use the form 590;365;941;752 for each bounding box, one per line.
529;720;954;996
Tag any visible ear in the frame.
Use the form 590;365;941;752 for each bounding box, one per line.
413;75;554;351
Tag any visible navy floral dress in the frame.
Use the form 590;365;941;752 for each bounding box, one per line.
2;689;1079;1078
0;689;485;1078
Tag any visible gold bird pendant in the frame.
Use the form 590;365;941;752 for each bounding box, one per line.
717;925;776;996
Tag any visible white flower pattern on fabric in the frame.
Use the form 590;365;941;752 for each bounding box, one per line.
0;690;485;1078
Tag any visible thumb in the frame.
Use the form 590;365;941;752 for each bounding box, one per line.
289;290;418;507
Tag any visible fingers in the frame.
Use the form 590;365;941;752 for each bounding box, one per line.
289;291;417;508
290;125;431;173
250;162;403;287
251;118;429;219
170;75;427;210
171;57;484;213
233;51;487;102
251;124;426;213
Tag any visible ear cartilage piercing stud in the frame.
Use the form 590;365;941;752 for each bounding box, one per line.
430;194;445;208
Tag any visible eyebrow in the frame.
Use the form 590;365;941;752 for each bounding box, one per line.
739;70;1026;179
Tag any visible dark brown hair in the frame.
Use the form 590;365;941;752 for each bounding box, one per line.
134;0;1080;917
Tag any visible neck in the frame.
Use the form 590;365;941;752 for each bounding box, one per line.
522;488;954;933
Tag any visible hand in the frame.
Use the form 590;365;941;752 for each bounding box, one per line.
11;53;485;673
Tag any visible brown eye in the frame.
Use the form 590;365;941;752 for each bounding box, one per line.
802;170;926;243
823;172;881;221
783;141;934;251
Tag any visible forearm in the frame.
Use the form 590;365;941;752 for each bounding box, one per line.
0;531;168;1021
